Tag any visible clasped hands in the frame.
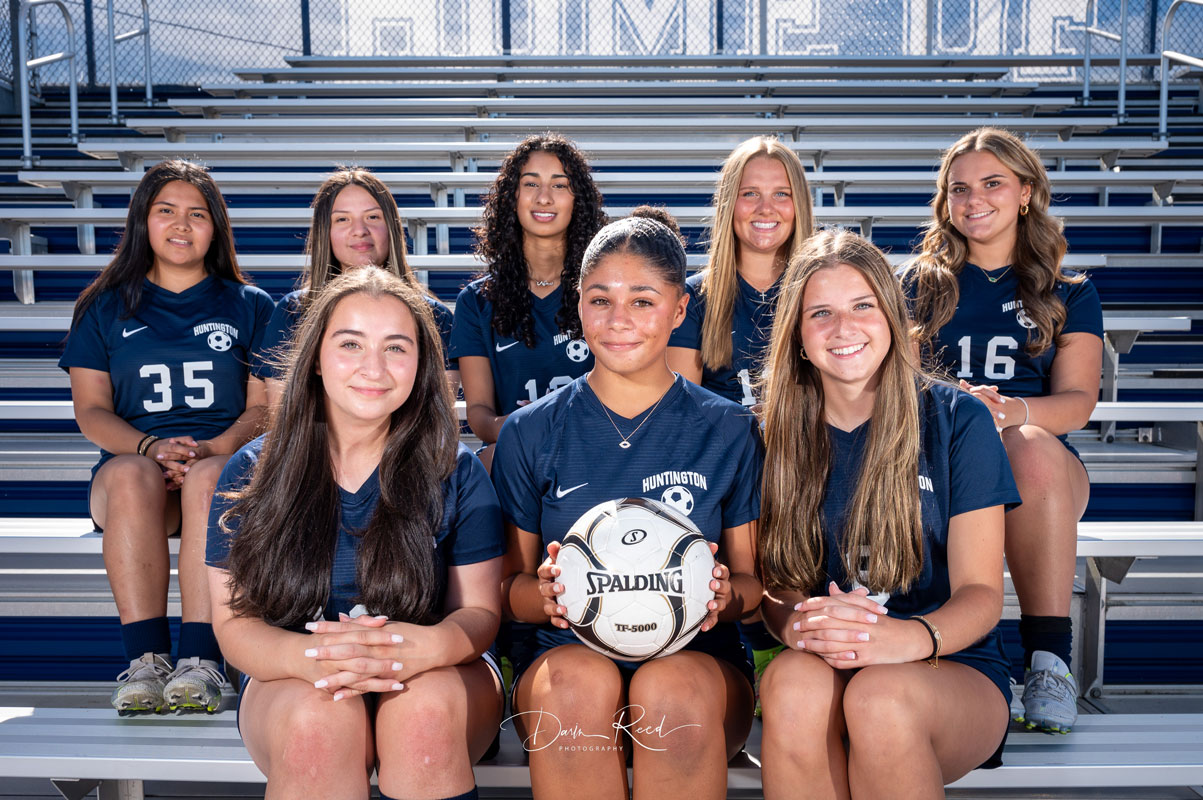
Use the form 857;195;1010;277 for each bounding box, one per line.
789;582;922;669
145;436;215;489
538;540;733;633
301;613;435;701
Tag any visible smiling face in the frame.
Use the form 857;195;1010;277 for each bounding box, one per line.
317;292;419;431
328;184;391;270
732;156;796;261
799;263;891;399
146;180;214;273
946;150;1032;259
515;150;575;242
579;251;688;382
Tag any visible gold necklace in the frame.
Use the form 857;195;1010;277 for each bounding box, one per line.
979;264;1011;284
590;376;670;450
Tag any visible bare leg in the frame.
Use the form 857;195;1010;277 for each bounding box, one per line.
513;644;628;800
177;455;229;624
759;648;851;800
374;661;503;799
627;651;753;800
90;456;180;624
1001;426;1090;618
239;677;374;800
844;662;1008;800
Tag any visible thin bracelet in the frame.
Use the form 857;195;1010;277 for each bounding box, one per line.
912;615;941;669
1016;396;1030;427
137;434;160;457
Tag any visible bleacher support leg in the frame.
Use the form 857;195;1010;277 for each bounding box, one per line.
1081;556;1134;699
97;779;143;800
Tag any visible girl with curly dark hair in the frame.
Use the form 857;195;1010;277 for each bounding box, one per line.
450;133;607;470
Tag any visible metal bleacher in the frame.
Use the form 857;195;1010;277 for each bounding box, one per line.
2;42;1203;799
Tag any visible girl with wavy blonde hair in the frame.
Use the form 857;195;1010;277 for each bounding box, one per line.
902;127;1103;734
668;136;813;406
757;229;1017;798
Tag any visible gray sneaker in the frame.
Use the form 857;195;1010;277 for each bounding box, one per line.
163;657;226;714
1020;650;1078;734
111;652;173;716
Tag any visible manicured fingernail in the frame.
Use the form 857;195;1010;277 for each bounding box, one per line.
333;692;344;702
188;451;196;457
155;455;163;460
391;683;404;691
374;615;388;620
876;605;888;614
794;602;803;611
304;622;318;631
797;641;806;650
314;679;328;688
997;412;1005;420
865;613;878;623
846;652;857;660
391;662;403;671
304;648;318;657
793;621;801;631
391;634;404;643
857;632;870;642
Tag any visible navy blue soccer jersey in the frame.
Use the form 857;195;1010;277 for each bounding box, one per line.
206;437;505;624
914;266;1103;398
669;271;779;406
492;374;763;669
59;276;274;472
449;278;594;414
252;287;455;380
819;382;1021;699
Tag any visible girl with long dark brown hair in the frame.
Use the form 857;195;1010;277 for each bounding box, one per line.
902;127;1103;733
60;159;273;715
757;230;1018;798
450;133;606;471
255;167;456;405
206;267;504;800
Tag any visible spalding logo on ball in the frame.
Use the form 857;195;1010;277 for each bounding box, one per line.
555;497;715;662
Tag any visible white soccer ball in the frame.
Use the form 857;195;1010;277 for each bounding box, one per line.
660;485;694;516
564;338;590;363
207;331;232;352
555;497;715;662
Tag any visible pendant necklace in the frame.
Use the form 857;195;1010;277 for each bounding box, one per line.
532;278;556;287
592;378;669;449
980;265;1011;284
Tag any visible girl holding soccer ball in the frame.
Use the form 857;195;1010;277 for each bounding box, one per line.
255;167;456;404
756;229;1018;798
903;127;1103;733
451;133;607;472
207;268;505;800
494;210;763;800
60;160;273;715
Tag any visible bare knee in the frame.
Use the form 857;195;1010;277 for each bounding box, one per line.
1002;427;1069;491
271;692;371;780
843;667;925;751
180;455;228;508
760;650;844;757
522;646;623;717
380;669;469;776
627;657;719;760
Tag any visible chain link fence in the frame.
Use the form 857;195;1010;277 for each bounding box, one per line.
5;0;1202;87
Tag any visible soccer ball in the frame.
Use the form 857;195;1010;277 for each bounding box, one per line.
660;485;694;516
207;331;232;352
564;338;590;363
555;497;715;662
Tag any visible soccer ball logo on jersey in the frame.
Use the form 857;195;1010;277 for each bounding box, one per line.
194;322;240;352
661;486;694;515
555;332;591;363
1002;299;1038;330
642;471;708;517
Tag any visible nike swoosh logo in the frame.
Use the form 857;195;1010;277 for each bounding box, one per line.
495;341;520;352
555;483;587;498
122;326;148;338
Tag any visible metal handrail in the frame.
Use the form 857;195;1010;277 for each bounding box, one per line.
1083;0;1129;117
1159;0;1203;140
17;0;79;171
107;0;153;123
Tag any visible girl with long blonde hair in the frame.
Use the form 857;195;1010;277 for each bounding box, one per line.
902;127;1103;733
757;229;1017;798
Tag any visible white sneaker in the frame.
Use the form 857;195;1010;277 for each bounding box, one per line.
111;652;173;716
163;657;226;714
1020;650;1079;734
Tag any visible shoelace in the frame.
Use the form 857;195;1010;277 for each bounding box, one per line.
115;655;172;683
1027;669;1074;703
174;661;227;687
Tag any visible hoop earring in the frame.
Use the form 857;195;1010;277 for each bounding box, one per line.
1019;203;1030;216
799;345;809;361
